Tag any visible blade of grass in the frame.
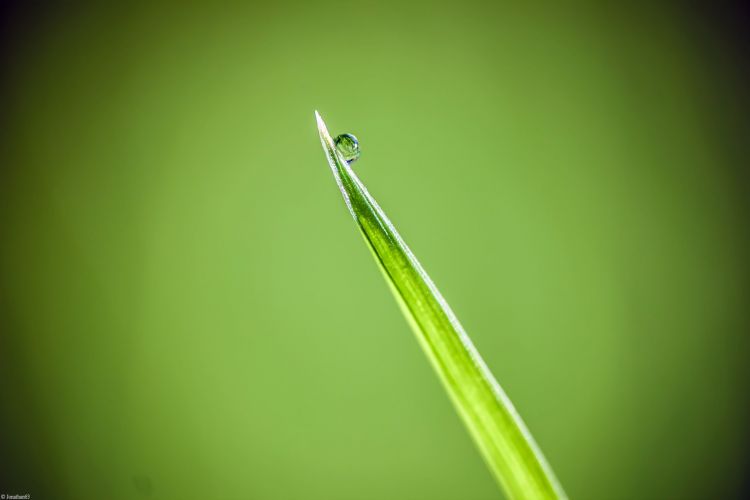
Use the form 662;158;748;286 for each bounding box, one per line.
315;111;566;500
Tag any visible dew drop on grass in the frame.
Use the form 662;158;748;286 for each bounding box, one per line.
132;475;153;496
334;133;361;164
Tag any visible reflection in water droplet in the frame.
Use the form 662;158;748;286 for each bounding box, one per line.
334;133;361;164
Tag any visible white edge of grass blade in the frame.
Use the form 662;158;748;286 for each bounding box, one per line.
315;111;567;500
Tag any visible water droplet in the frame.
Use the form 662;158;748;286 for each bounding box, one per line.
334;133;361;164
132;475;153;496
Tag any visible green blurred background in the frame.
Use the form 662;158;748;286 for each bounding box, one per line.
1;2;748;499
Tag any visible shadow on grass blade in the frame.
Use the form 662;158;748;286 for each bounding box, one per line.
315;111;566;500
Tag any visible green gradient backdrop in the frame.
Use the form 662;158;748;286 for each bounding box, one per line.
1;2;748;499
